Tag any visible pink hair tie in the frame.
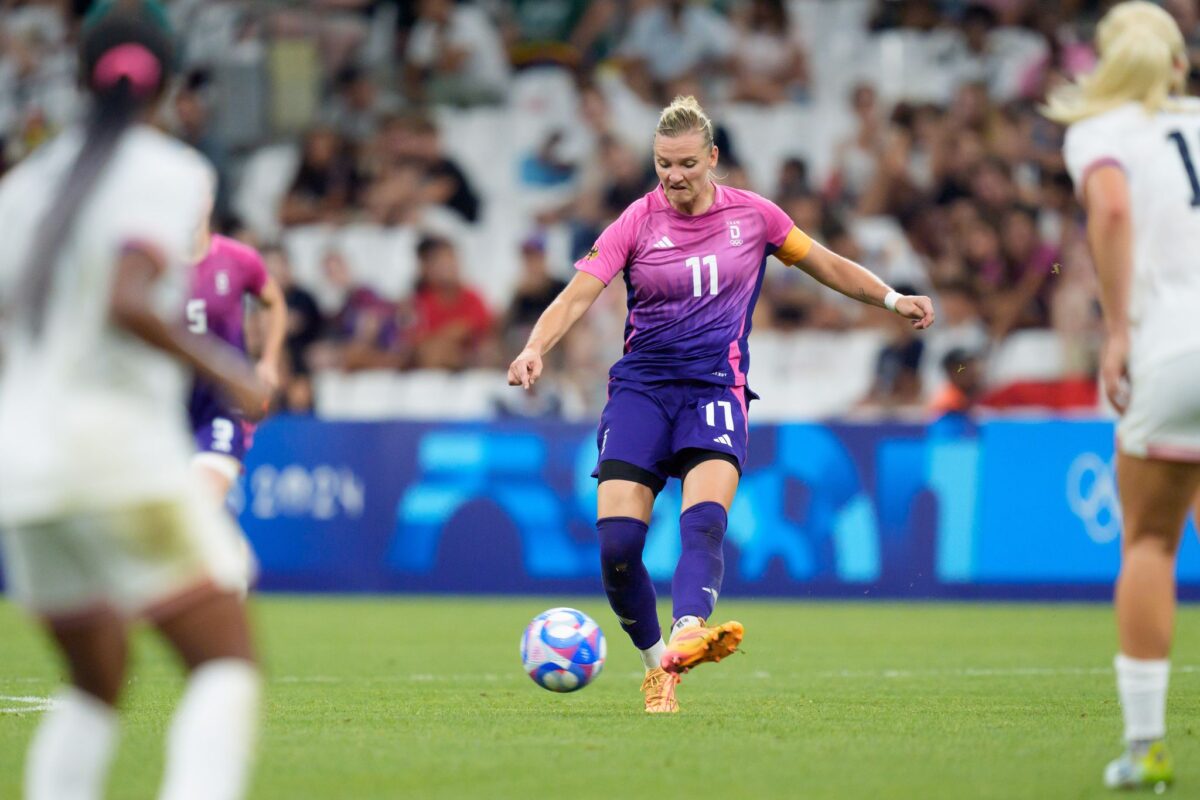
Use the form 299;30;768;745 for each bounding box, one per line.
92;43;161;96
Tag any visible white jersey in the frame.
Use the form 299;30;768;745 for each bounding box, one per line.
0;124;214;524
1064;99;1200;374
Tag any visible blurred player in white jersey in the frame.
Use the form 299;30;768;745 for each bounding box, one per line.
1049;1;1200;790
0;3;268;799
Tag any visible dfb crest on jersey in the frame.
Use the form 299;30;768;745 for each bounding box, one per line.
728;220;743;247
216;271;230;295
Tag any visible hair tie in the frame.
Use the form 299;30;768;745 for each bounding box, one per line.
92;43;161;96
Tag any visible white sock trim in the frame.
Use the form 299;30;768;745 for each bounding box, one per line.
671;616;702;639
1115;653;1170;743
639;640;666;671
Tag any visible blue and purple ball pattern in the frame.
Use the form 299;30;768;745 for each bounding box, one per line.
521;607;607;692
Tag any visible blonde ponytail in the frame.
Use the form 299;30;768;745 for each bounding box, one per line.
1044;1;1186;124
656;95;714;149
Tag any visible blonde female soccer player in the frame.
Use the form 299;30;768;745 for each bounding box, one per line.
509;95;934;713
0;4;269;798
1048;1;1200;790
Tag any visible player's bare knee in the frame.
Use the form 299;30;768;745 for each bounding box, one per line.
155;592;256;671
1124;527;1183;557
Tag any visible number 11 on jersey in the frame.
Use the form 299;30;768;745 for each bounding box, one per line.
686;255;719;297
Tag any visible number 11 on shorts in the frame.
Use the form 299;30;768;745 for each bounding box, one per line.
705;400;733;430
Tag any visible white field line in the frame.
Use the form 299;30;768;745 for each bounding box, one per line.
0;695;57;714
272;665;1200;684
6;665;1198;703
816;665;1200;680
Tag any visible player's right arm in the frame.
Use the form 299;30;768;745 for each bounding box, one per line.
1063;113;1133;413
510;200;640;389
1081;164;1134;412
111;244;271;419
507;271;606;389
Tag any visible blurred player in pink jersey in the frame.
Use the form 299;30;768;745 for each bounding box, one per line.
187;228;287;503
508;96;934;713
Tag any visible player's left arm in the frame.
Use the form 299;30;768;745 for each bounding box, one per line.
778;228;935;329
252;276;288;391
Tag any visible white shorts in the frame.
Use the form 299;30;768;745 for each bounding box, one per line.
1;492;248;621
1118;352;1200;462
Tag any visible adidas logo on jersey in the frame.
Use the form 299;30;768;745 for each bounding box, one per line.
713;434;732;447
652;235;675;249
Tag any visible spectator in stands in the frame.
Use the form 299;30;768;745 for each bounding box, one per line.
308;248;407;374
931;126;986;205
618;0;734;103
1017;7;1097;101
948;3;1047;103
0;5;76;164
501;0;619;70
280;127;361;226
263;245;323;413
369;113;480;223
829;83;884;208
404;0;511;106
969;156;1018;216
983;204;1059;338
729;0;810;105
595;133;657;225
961;214;1004;294
408;236;495;370
324;63;397;145
858;284;926;411
857;103;926;217
931;279;989;355
928;347;985;416
947;80;991;134
504;235;568;345
776;157;811;199
868;0;940;33
173;70;232;225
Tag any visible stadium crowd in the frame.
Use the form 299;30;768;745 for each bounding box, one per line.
3;0;1191;420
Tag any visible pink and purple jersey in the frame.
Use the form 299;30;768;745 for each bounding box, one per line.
576;183;811;388
186;234;268;352
186;234;268;458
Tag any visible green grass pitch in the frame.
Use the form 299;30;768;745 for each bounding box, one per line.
2;597;1199;799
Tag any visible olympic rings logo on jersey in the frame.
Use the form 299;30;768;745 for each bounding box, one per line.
728;220;742;247
1065;452;1122;544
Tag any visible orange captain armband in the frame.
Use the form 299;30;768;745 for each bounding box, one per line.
773;226;813;266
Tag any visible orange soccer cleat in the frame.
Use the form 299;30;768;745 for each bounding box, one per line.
660;620;744;674
641;667;680;713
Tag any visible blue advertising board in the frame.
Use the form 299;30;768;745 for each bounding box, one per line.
235;416;1200;599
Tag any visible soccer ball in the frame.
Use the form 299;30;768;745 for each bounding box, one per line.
521;607;607;692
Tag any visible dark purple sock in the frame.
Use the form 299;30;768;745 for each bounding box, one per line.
597;516;661;650
672;501;727;621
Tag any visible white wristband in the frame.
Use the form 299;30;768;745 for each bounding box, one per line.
883;290;901;313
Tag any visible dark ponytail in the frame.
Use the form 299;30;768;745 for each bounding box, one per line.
16;2;173;335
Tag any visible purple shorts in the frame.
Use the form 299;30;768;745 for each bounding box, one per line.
189;383;252;462
592;379;752;488
194;415;252;461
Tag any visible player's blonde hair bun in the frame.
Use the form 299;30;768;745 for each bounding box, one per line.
656;95;714;149
1044;0;1186;124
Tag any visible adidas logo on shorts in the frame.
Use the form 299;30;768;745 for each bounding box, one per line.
712;434;732;447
